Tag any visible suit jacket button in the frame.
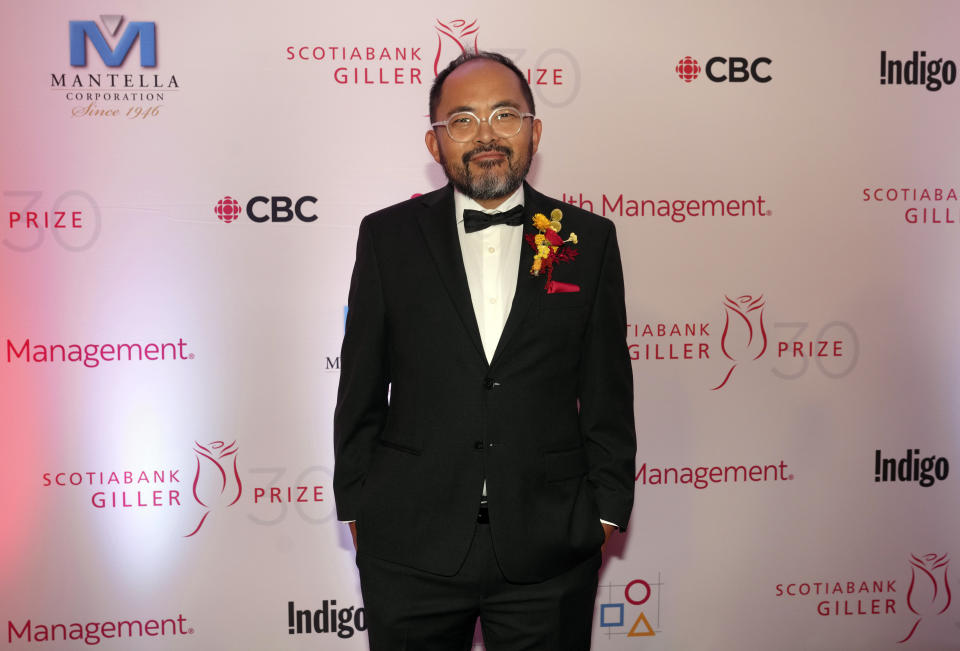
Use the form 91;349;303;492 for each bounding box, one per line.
484;378;495;389
474;441;484;450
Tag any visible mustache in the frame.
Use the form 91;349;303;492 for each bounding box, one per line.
462;145;512;166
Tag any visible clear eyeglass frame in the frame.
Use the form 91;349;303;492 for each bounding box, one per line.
431;107;535;143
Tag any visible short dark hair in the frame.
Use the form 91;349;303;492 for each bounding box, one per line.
429;51;536;122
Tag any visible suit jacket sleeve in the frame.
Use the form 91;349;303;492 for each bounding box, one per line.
333;216;389;521
578;221;636;530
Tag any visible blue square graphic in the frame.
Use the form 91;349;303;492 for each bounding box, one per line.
599;603;624;627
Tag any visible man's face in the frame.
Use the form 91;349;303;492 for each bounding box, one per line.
425;59;542;207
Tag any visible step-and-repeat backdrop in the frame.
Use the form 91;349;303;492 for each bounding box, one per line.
2;1;958;649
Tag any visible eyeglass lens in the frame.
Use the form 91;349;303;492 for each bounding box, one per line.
445;108;525;142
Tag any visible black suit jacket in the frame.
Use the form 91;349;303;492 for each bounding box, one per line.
333;183;635;583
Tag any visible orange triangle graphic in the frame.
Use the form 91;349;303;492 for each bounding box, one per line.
627;612;655;637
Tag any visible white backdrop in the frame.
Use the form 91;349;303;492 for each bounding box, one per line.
2;1;958;649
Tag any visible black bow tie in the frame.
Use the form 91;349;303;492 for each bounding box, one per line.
462;205;525;233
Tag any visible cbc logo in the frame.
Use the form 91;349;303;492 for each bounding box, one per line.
675;55;772;83
214;195;320;223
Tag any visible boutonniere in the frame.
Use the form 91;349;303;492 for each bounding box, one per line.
524;208;579;283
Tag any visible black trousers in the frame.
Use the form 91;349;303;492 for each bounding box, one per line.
356;523;601;651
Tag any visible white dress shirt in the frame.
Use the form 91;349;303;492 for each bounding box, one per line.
453;187;525;364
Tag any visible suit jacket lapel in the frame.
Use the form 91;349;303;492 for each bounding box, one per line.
490;182;548;368
416;186;488;365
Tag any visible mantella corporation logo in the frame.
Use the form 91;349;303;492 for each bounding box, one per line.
52;15;180;119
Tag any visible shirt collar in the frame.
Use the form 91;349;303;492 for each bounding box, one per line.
454;185;525;225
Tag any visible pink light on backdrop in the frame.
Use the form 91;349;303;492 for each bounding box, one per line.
0;369;43;587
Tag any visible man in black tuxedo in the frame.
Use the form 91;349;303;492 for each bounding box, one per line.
334;51;636;650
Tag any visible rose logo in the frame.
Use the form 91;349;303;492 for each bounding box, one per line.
433;19;479;76
184;440;242;537
899;553;951;643
712;294;767;390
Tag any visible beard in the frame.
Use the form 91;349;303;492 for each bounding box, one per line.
438;138;533;201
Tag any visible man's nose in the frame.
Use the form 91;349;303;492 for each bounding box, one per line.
475;118;498;142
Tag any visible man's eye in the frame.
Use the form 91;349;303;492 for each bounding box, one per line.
451;116;474;126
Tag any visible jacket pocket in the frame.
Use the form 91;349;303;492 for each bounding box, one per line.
379;439;422;456
540;292;587;311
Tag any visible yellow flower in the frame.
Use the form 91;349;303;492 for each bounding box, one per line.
532;258;542;274
568;233;578;244
534;234;545;245
537;244;551;257
550;208;563;221
532;213;550;231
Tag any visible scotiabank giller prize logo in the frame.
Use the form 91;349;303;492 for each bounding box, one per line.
433;19;478;75
284;19;580;106
4;190;102;253
185;440;242;537
41;440;334;537
52;15;179;119
627;294;858;390
715;295;767;389
862;186;959;224
774;552;953;645
899;553;951;643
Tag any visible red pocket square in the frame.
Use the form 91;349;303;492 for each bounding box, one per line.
546;280;580;294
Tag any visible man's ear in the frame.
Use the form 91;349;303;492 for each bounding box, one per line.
531;118;542;156
425;129;442;164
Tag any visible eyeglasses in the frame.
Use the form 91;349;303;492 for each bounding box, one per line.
431;107;535;143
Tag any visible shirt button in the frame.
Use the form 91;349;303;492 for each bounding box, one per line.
488;247;496;254
484;378;495;389
474;441;484;450
489;297;497;304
